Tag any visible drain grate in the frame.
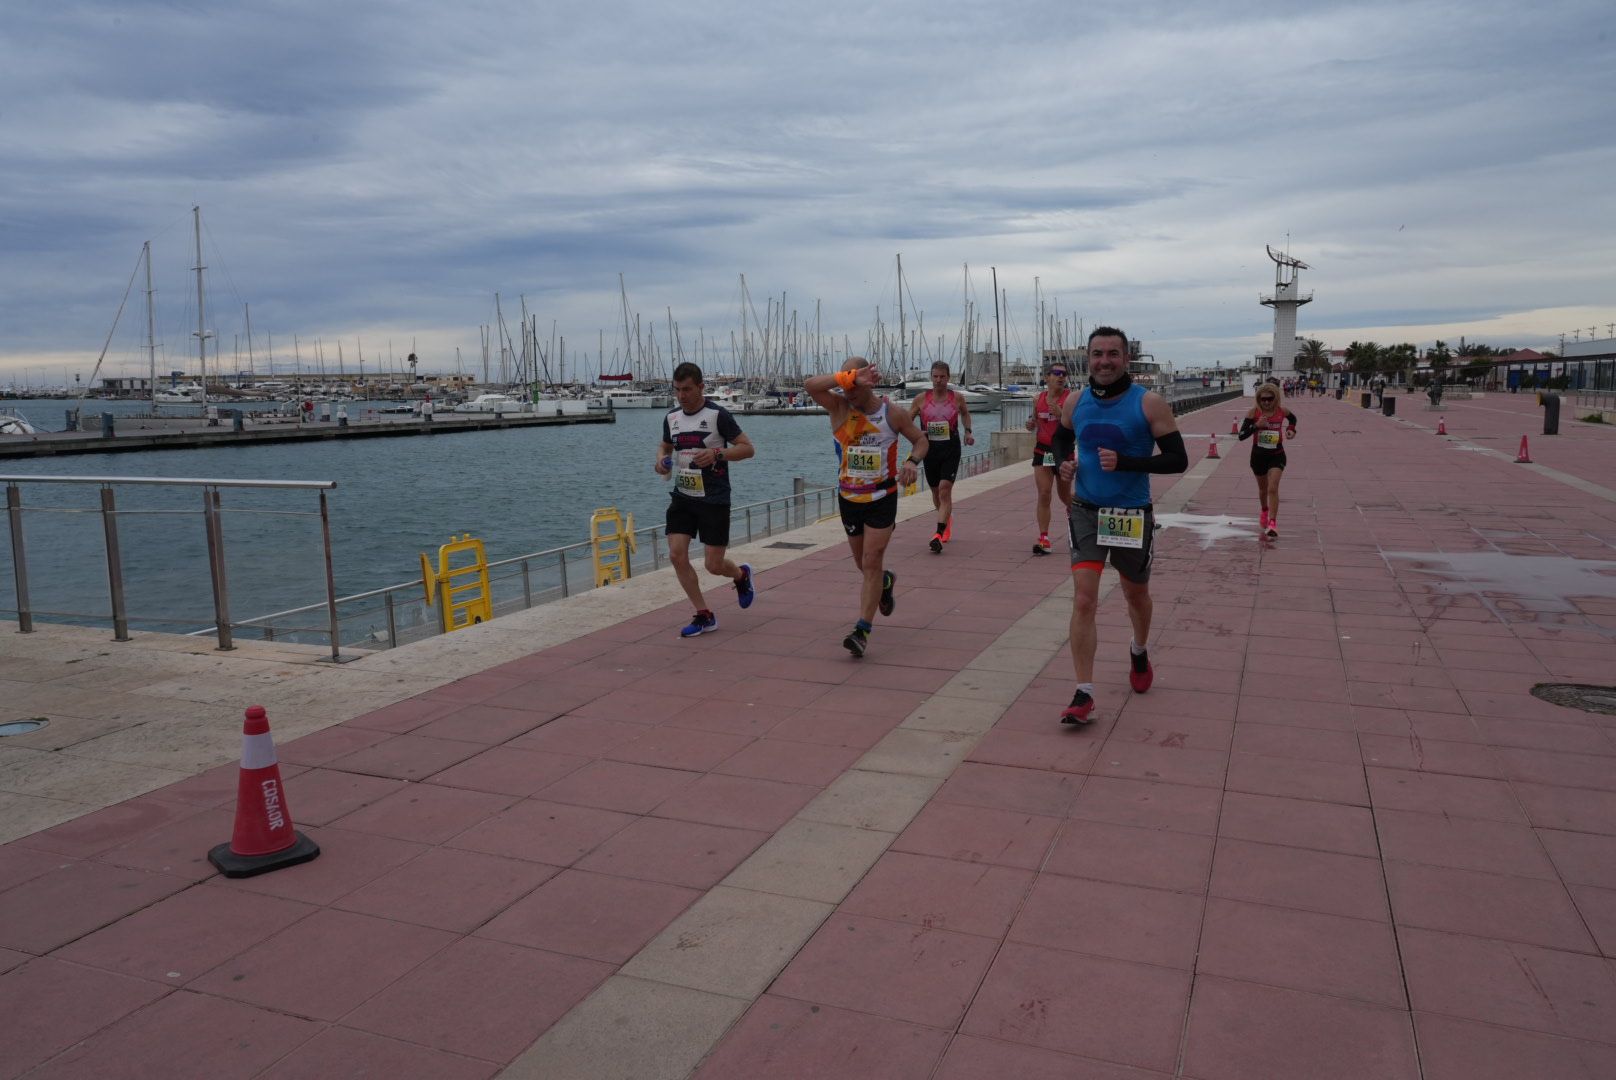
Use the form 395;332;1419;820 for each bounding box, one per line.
1531;684;1616;716
765;541;815;550
0;718;48;737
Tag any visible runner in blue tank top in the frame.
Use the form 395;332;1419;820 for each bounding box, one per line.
1049;327;1188;725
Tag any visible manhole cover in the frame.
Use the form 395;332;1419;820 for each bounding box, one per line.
1531;684;1616;715
0;718;48;737
765;542;815;550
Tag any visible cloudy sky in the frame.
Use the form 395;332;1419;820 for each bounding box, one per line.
2;0;1612;386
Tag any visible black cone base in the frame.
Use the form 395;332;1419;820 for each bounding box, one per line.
208;832;321;879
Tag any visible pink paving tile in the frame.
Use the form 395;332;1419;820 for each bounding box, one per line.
840;851;1034;938
55;885;314;983
934;761;1083;817
935;1036;1172;1080
845;661;956;694
1225;751;1369;806
772;913;998;1028
1230;722;1361;764
0;957;169;1077
1497;745;1616;791
189;908;456;1021
1066;775;1222;835
1513;782;1616;834
409;703;555;745
206;825;426;906
1375;808;1556;878
1181;976;1418;1080
568;688;703;725
1414;1012;1616;1080
1217;791;1379;857
424;745;591;797
259;1027;496;1080
712;737;862;786
344;696;464;734
421;672;532;705
808;684;930;719
767;707;905;749
1358;732;1503;777
961;942;1189;1073
324;784;515;845
892;801;1061;871
324;733;484;781
1398;926;1616;1042
0;860;191;953
535;760;700;814
575;816;768;888
276;767;406;826
709;675;836;709
1121;686;1239;722
1197;898;1406;1007
1236;694;1358;731
1108;713;1233;753
1044;818;1215;893
343;936;611;1062
653;773;819;832
1471;715;1614;755
968;727;1104;775
24;988;320;1080
1209;838;1388;922
662;700;798;738
1091;742;1228;789
334;847;558;932
1009;874;1202;970
1537;828;1616;889
0;845;74;892
1384;862;1595;952
1365;767;1524;822
1348;681;1468;714
277;724;393;766
447;798;635;866
1570;884;1616;956
605;725;754;771
506;714;645;757
693;994;950;1080
476;868;698;963
1461;689;1590;721
0;948;25;976
15;797;202;859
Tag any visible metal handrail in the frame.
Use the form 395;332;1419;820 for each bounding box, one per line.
1;474;344;660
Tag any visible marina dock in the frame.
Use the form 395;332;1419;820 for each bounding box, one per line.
2;390;1615;1077
0;409;613;458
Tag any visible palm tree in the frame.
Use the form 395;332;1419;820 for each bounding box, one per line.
1298;339;1328;375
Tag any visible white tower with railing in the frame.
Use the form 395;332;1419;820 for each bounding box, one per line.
1260;245;1312;377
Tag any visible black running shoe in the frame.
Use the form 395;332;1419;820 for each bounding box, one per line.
1060;689;1095;725
879;570;896;616
929;533;943;554
842;627;869;659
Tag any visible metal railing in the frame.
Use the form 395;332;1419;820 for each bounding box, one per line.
1;475;343;660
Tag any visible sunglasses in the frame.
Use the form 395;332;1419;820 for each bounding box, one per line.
1049;370;1067;377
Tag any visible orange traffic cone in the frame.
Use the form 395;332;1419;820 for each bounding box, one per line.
1514;435;1532;464
1436;416;1446;435
208;706;320;878
1230;419;1239;435
1207;433;1220;459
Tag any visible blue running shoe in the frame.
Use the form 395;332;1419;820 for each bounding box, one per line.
680;610;718;637
735;564;755;609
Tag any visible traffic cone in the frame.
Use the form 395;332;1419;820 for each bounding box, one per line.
208;706;320;878
1207;433;1220;459
1230;419;1239;435
1514;436;1532;464
1437;416;1446;435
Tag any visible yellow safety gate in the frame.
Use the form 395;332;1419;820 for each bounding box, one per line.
419;533;493;633
590;507;637;586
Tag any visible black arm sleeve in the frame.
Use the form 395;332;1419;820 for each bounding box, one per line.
1114;431;1189;474
1286;410;1298;430
1238;417;1256;441
1050;423;1076;463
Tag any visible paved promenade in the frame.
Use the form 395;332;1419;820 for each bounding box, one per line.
2;390;1615;1078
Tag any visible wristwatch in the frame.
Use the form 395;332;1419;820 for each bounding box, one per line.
715;449;724;463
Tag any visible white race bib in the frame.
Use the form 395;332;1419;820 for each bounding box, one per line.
925;420;951;441
1042;452;1057;467
845;445;883;478
1257;429;1281;450
674;450;706;497
1097;507;1145;549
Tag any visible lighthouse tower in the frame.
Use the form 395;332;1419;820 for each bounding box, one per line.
1260;245;1312;378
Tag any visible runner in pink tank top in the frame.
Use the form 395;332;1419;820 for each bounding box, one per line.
908;361;974;553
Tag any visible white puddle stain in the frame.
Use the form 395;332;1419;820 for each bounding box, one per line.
1383;552;1616;612
1154;513;1261;548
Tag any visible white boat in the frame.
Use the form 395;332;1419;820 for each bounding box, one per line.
154;384;206;406
0;413;37;435
452;393;526;414
900;380;997;407
601;387;659;409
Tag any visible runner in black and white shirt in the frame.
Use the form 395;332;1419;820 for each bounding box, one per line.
654;362;758;637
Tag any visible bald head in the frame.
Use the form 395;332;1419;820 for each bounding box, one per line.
841;356;870;372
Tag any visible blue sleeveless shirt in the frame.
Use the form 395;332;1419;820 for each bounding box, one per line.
1071;383;1155;508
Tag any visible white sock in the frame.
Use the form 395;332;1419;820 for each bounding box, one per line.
1077;682;1095;696
1130;641;1146;656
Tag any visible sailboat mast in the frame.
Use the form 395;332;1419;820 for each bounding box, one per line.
991;266;1004;388
192;206;209;397
143;241;157;409
244;303;254;382
897;253;905;376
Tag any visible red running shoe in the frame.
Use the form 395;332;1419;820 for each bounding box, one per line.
1060;689;1095;725
1129;649;1154;693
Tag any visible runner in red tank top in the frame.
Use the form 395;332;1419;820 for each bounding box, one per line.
1025;365;1072;554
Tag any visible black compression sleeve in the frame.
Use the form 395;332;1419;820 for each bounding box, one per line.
1114;431;1189;474
1238;417;1256;441
1051;423;1076;463
1286;410;1298;430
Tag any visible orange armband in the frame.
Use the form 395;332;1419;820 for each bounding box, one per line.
834;370;857;392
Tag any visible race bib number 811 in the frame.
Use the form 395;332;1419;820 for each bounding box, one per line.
1097;507;1145;549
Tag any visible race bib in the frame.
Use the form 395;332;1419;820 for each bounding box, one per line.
1097;507;1145;549
845;445;883;478
1257;429;1281;450
926;420;951;441
675;450;705;497
1042;452;1057;467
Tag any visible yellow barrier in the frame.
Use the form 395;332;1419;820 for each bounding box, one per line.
590;507;638;586
418;533;493;633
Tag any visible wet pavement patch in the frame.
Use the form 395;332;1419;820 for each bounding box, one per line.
0;718;48;736
1154;513;1260;548
1383;553;1616;613
1531;684;1616;716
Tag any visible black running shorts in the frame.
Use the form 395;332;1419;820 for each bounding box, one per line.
839;495;898;536
666;496;731;547
1249;450;1287;477
923;442;961;488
